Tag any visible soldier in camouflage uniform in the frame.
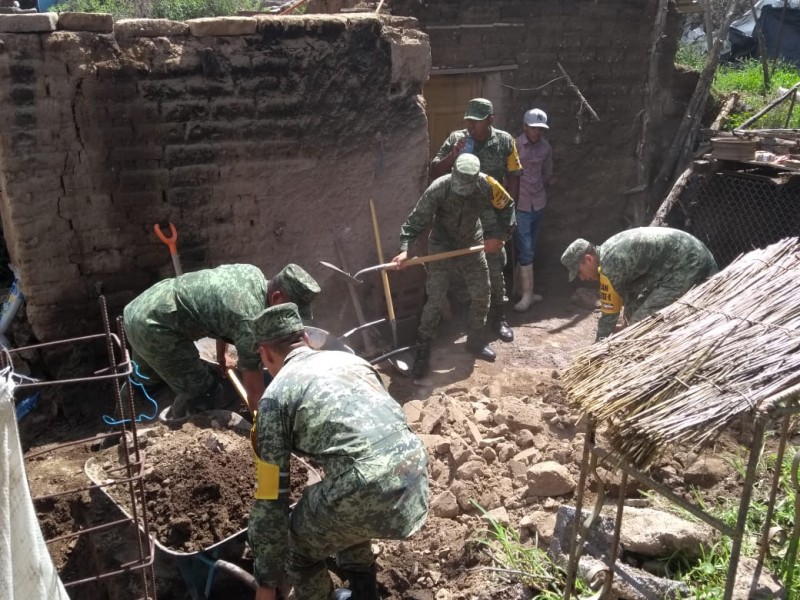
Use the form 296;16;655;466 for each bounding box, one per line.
431;98;523;343
392;153;515;379
560;227;718;341
248;303;429;600
122;263;320;417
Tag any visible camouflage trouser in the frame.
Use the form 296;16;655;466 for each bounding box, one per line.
122;281;215;404
285;445;429;600
626;253;719;324
486;246;508;307
417;252;491;340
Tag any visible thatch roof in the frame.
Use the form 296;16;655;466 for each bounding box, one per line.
563;237;800;469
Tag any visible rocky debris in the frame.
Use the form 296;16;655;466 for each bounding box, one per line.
483;506;510;528
620;507;718;558
494;397;544;433
552;506;693;599
732;556;786;600
527;461;576;497
430;491;459;519
683;456;730;488
519;510;557;545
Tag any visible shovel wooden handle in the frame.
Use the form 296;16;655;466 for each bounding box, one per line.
368;199;397;336
226;368;249;411
403;245;485;267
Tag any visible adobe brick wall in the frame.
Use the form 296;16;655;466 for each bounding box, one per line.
392;0;682;289
0;13;431;341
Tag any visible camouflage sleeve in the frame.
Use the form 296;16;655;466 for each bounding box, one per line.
399;186;439;251
433;132;458;163
234;325;260;371
247;397;292;588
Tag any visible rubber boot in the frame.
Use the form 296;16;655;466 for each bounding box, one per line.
514;264;534;312
411;339;431;379
530;267;543;304
349;568;380;600
491;307;514;342
466;329;496;362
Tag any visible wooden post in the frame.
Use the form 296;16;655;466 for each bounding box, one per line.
749;0;771;90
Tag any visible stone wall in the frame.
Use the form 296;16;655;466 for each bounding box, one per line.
392;0;681;288
0;13;431;341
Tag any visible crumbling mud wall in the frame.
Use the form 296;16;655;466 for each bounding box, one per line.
0;13;430;341
392;0;680;287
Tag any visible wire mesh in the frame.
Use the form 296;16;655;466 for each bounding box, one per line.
670;167;800;267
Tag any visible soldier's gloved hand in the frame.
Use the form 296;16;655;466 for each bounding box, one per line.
484;238;503;253
391;251;408;269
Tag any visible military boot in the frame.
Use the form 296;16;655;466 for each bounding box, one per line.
349;568;380;600
491;306;514;342
411;339;431;379
466;329;496;362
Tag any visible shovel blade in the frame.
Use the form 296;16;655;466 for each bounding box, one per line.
319;261;363;284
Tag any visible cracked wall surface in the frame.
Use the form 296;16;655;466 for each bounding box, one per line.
0;14;431;341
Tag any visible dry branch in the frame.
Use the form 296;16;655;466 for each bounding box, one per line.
650;164;694;226
556;61;600;122
710;92;740;130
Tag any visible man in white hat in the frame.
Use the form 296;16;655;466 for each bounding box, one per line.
513;108;553;312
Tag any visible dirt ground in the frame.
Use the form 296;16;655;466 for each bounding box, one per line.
20;291;772;599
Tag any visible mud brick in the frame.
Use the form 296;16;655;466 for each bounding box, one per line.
187;17;256;37
168;165;219;188
115;18;189;38
0;13;57;33
164;144;218;168
118;169;169;191
161;100;210;122
165;186;213;207
210;99;255;120
58;12;113;33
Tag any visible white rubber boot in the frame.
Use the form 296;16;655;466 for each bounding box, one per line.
514;264;534;312
531;266;543;303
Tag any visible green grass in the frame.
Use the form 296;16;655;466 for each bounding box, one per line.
471;502;589;598
675;43;800;129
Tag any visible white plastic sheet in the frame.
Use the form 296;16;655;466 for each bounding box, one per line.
0;373;70;599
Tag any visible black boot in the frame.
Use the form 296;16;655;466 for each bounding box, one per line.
349;568;380;600
491;306;514;342
411;339;431;379
466;330;496;362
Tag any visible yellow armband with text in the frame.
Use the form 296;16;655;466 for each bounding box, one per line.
484;175;512;209
598;271;622;315
507;140;522;173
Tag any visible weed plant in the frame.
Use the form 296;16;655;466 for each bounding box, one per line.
474;444;800;598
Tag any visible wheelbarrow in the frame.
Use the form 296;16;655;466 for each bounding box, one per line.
85;442;321;600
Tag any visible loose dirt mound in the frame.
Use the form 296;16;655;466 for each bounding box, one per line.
89;412;310;554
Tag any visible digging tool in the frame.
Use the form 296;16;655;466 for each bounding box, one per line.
320;245;485;284
154;222;182;276
226;369;250;413
334;237;379;356
368;198;398;348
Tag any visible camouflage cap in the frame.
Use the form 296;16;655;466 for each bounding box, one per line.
251;302;304;346
560;238;592;282
274;264;321;319
450;153;481;195
464;98;493;121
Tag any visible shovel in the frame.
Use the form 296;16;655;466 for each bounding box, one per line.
320;245;485;284
154;222;182;276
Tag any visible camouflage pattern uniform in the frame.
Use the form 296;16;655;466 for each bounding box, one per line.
248;345;429;599
398;171;515;341
435;128;522;307
594;228;718;340
122;264;319;408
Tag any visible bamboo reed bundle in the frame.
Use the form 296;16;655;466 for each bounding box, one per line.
563;238;800;468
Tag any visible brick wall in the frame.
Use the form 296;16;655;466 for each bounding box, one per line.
0;13;431;341
392;0;681;288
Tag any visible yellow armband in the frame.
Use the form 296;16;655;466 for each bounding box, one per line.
254;457;280;500
507;140;522;173
484;175;512;209
598;271;622;315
